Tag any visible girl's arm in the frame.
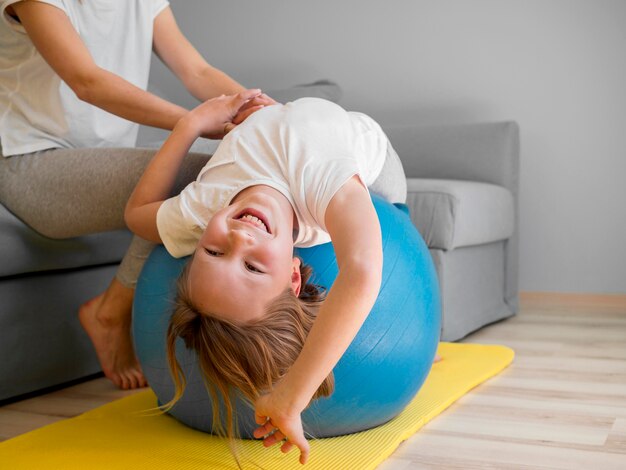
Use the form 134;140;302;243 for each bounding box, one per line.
254;176;383;464
124;90;262;242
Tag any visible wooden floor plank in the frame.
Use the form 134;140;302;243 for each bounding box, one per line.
0;408;64;441
399;431;626;470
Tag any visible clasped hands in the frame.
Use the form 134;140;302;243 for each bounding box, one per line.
181;88;276;140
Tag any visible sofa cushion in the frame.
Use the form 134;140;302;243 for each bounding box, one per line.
0;204;132;277
406;178;514;250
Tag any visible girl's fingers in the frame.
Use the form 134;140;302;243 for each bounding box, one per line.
232;105;264;125
286;432;310;465
263;429;285;447
254;412;267;425
232;88;262;109
223;122;237;135
259;93;277;105
281;440;294;454
253;421;274;438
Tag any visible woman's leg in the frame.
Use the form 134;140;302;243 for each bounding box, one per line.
0;146;210;389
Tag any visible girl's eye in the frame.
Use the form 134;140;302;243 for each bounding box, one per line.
245;262;263;274
205;248;222;256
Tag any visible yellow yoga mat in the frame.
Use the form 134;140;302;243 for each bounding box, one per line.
1;343;513;470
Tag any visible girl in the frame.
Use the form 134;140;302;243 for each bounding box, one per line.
125;91;407;464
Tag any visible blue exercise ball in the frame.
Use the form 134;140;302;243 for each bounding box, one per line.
133;194;441;438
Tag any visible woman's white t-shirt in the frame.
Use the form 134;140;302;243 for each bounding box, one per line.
0;0;168;156
157;98;389;258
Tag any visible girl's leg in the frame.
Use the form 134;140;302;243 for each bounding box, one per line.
367;143;443;363
0;146;210;389
369;140;408;204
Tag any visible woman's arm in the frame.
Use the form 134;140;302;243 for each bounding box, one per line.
152;7;244;101
11;1;187;130
124;90;261;242
254;176;383;463
152;7;276;117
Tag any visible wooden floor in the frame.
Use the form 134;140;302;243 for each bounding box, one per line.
1;293;625;469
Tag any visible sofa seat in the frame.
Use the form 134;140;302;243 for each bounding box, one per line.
0;204;132;277
405;178;515;250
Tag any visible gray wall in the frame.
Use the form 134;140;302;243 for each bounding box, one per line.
148;0;626;294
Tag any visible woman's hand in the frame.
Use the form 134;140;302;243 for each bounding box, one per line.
253;389;310;465
182;89;263;139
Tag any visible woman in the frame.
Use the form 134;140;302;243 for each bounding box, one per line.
0;0;272;389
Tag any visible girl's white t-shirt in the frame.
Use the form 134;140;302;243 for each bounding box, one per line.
157;98;389;258
0;0;168;156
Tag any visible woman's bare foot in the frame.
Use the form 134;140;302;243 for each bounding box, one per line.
79;278;147;389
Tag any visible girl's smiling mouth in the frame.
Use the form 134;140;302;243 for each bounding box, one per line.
234;208;271;234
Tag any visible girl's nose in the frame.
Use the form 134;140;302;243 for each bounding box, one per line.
229;228;255;248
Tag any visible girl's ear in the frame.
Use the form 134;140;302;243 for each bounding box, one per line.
291;257;302;297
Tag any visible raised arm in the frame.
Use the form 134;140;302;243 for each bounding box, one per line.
124;90;262;242
254;176;383;464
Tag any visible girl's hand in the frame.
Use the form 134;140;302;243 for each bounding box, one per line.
233;93;277;125
253;391;310;465
182;89;262;139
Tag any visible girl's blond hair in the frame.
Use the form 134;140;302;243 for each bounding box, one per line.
164;260;334;441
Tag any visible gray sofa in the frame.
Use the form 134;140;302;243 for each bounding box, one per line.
0;116;519;402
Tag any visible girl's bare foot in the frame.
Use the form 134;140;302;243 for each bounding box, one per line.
79;279;147;389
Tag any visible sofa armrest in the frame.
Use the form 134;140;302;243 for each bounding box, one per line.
384;121;519;195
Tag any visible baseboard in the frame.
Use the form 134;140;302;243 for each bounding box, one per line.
520;291;626;312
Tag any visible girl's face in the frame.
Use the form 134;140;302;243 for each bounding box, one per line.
188;185;302;323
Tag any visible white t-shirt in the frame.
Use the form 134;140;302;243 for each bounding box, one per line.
0;0;168;156
157;98;389;258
